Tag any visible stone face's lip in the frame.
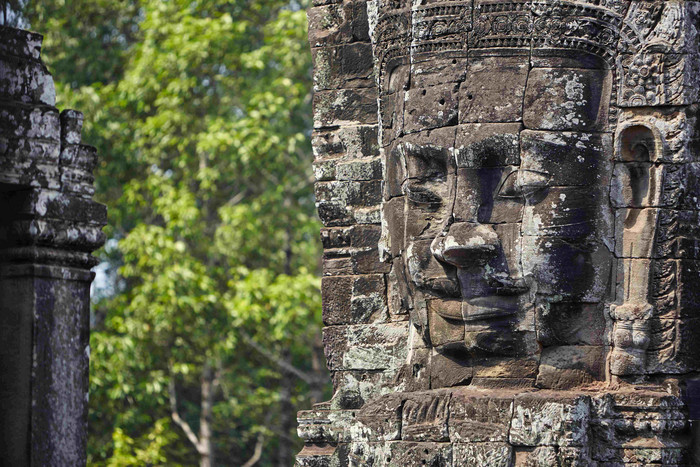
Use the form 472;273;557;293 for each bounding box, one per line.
463;296;520;321
433;295;524;321
462;305;517;321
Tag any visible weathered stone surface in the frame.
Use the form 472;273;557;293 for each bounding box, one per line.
448;388;513;443
523;68;611;131
356;392;403;441
311;43;374;91
322;275;387;325
459;55;529;123
455;123;521;168
386;441;452;465
401;391;451;441
510;393;590;447
323;323;408;371
404;84;459;134
453;442;512;466
313;88;378;128
300;0;700;463
429;352;472;389
536;346;605;389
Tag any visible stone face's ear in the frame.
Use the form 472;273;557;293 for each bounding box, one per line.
610;123;662;378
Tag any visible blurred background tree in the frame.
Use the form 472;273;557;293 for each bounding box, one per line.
22;0;328;465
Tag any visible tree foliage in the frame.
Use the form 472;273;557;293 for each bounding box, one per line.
24;1;326;464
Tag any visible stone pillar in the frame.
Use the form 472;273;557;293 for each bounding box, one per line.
0;27;105;466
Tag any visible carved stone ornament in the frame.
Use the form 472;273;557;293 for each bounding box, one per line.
300;0;700;465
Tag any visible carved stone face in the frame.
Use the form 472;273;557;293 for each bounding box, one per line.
382;52;614;368
373;0;640;385
373;0;700;388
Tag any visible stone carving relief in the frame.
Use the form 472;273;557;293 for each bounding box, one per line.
299;0;700;464
375;0;700;391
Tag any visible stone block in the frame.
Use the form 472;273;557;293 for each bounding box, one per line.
404;84;459;134
312;43;374;91
350;224;382;248
353;206;381;224
472;356;538;381
0;55;55;106
459;55;529;123
514;446;558;467
453;168;523;224
330;370;392;409
322;256;354;276
453;442;512;467
337;157;381;181
523;186;611;240
312;125;379;160
536;301;606;347
352;247;390;274
0;28;43;60
429;352;473;389
317;201;354;227
535;345;606;390
315;181;376;208
323;322;408;371
385;441;452;465
510;392;591;447
307;0;369;47
356;392;404;441
448;388;513;443
322;274;386;325
0;103;60;141
313;89;378;128
523;68;611;131
401;391;451;441
313;157;337;181
295;444;336;467
411;55;467;88
522;237;612;302
428;304;464;349
392;348;431;392
297;409;356;444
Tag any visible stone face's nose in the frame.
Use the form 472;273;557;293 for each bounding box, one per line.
432;222;499;268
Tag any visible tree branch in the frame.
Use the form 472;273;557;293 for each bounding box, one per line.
241;431;265;467
169;379;202;452
241;411;272;467
239;331;317;385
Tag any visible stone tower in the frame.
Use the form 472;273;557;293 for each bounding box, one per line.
0;27;105;465
299;0;700;465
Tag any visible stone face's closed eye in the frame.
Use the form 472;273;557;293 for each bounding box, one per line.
404;183;443;206
497;169;550;198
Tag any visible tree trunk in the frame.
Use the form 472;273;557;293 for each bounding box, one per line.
199;363;215;467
